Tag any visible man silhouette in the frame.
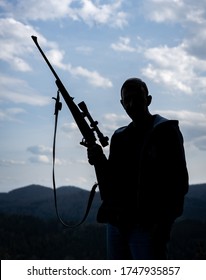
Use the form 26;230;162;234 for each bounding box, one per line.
88;78;189;259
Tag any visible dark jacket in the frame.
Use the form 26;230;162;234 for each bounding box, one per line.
97;114;189;226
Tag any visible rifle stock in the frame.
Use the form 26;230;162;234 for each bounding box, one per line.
31;35;108;148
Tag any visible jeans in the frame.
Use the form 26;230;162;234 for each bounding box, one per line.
107;223;169;260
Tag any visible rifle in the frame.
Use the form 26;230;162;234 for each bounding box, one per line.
31;35;109;148
31;35;109;227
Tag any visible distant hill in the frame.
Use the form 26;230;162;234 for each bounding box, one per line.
0;183;206;260
186;183;206;200
0;184;101;224
0;183;206;223
182;183;206;221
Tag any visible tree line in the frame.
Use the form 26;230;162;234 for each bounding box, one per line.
1;213;206;260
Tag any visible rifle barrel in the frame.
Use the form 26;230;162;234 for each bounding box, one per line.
31;36;60;81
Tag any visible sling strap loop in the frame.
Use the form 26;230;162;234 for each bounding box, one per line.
52;91;98;228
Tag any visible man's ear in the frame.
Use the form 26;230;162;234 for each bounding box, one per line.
147;95;152;106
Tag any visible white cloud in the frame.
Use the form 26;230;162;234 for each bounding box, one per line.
193;136;206;151
61;122;78;133
155;109;206;150
0;18;40;71
184;28;206;60
0;18;58;74
46;49;67;70
156;110;206;127
65;176;88;186
27;144;63;165
29;155;51;164
145;0;183;23
142;44;206;95
110;34;206;95
75;46;93;55
138;1;206;94
46;48;113;88
0;13;112;89
70;65;113;88
3;0;74;21
111;37;136;52
74;0;127;28
27;145;52;155
0;75;50;106
5;0;127;28
0;159;25;166
142;0;206;60
0;107;26;122
144;0;206;24
103;113;129;133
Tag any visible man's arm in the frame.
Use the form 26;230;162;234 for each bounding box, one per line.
87;144;109;200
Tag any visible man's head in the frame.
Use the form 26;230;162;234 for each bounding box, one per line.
120;78;152;123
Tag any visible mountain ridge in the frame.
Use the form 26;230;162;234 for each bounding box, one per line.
0;184;101;222
0;183;206;222
1;183;206;259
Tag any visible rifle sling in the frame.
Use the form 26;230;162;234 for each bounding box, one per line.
52;91;98;228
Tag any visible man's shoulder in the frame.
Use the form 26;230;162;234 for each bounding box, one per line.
114;126;127;134
113;122;133;135
153;114;179;128
153;114;178;126
153;114;183;142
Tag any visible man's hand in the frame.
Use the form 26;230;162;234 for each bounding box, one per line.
87;144;106;165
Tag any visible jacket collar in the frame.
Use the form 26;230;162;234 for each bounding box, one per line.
152;114;179;129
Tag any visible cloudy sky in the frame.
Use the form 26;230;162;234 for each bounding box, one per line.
1;0;206;193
